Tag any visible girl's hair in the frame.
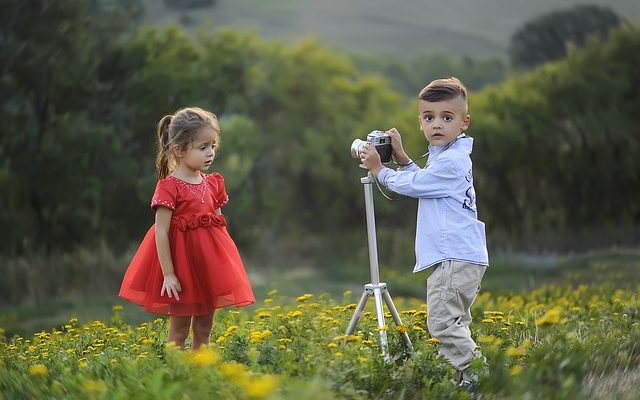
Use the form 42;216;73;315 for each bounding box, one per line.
155;107;220;179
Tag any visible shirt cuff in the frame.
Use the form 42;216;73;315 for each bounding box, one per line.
397;160;414;171
377;167;394;187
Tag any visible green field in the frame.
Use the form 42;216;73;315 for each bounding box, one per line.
142;0;640;55
2;262;639;399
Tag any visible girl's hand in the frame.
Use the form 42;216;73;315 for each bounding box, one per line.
360;144;384;176
161;274;182;300
386;128;410;165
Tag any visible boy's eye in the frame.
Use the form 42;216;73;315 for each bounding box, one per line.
424;115;433;121
444;116;453;122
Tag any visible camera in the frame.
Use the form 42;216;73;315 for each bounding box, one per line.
351;130;392;164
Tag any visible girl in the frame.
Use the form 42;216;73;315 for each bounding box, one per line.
119;107;255;350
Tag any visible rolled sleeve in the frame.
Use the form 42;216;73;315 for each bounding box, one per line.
377;159;459;198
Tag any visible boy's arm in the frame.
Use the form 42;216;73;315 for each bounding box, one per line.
376;158;458;198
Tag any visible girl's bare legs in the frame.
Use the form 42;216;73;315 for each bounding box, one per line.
191;313;214;350
168;316;191;349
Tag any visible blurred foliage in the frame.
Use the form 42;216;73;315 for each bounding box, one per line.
0;0;639;268
473;24;640;250
164;0;216;10
351;51;508;97
509;4;624;69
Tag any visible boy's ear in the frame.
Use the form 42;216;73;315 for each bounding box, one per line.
417;115;423;131
462;114;471;131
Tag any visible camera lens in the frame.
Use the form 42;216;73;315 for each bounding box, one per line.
350;139;366;159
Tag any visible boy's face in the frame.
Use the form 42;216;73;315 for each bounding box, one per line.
418;95;470;146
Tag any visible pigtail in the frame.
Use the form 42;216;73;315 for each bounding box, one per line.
155;115;173;179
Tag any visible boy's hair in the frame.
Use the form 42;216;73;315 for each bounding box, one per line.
419;77;468;104
155;107;219;179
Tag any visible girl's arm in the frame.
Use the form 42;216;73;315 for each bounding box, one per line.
155;207;181;300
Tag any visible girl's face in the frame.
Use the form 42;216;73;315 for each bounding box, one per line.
178;127;218;172
418;96;470;146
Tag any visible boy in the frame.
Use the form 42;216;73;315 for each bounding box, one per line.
359;77;489;387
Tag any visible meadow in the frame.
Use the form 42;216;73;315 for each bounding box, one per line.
1;251;639;399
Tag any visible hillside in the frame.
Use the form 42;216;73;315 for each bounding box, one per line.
142;0;640;56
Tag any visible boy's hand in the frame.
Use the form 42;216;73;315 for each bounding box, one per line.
161;274;182;301
386;128;411;165
360;144;384;176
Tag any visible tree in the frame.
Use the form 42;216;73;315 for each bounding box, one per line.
0;0;140;253
473;25;640;251
509;5;623;69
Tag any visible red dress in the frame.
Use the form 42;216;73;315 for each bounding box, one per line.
119;173;255;316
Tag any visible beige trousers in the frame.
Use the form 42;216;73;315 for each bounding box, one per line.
426;260;486;371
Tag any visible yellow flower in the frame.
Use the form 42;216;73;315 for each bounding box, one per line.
267;289;278;296
191;347;219;367
509;365;523;376
84;379;106;395
112;305;123;312
412;325;425;332
263;298;273;304
482;318;494;324
29;364;48;377
242;375;278;399
219;362;248;380
249;330;273;344
334;352;343;358
396;324;408;333
327;343;338;348
505;346;525;357
223;325;239;337
378;325;388;332
427;338;440;345
296;294;313;302
535;307;562;326
286;311;303;318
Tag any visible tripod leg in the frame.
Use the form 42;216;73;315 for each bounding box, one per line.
373;287;390;361
345;289;371;336
383;289;415;353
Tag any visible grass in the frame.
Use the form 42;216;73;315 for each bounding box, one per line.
2;279;639;399
2;247;639;338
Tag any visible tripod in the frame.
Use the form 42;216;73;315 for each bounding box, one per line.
345;169;414;362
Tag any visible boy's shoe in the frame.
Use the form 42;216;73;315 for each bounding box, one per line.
454;368;478;392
